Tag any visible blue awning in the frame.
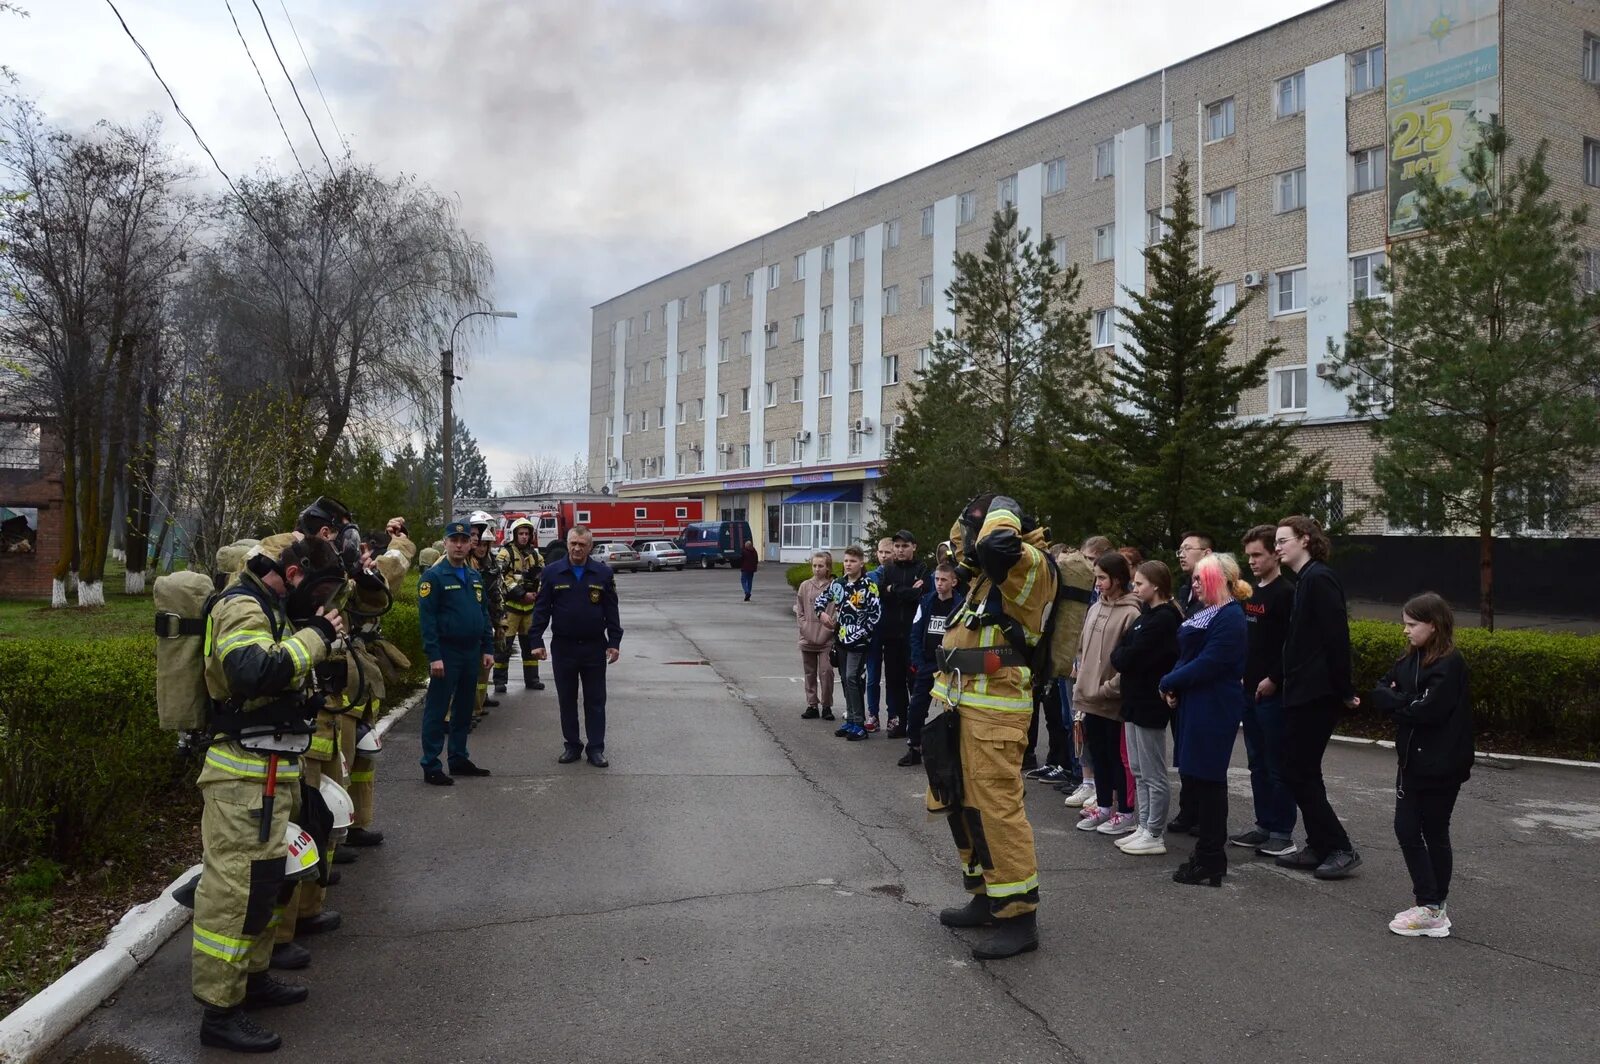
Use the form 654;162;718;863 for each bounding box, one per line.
784;483;863;505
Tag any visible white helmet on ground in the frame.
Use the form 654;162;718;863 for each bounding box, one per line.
284;822;320;881
356;722;382;757
318;776;354;831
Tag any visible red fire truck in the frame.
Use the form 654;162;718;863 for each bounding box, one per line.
495;496;703;547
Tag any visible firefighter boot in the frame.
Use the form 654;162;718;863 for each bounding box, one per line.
938;895;997;929
200;1007;282;1053
969;911;1038;960
244;971;309;1008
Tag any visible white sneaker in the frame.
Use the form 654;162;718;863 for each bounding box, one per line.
1096;810;1138;835
1076;806;1113;831
1123;832;1168;855
1114;827;1150;849
1063;781;1095;808
1388;905;1451;938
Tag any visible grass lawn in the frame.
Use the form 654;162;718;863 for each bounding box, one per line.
0;593;154;641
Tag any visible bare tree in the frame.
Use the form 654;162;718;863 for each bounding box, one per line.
508;451;593;495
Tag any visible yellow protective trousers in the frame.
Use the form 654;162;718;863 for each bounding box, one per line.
925;701;1040;918
276;712;354;941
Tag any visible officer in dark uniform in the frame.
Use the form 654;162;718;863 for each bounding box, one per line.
417;520;495;785
530;525;623;767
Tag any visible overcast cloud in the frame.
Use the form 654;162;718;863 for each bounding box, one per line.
7;0;1330;487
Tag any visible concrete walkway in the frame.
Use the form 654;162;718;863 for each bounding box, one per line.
46;569;1600;1064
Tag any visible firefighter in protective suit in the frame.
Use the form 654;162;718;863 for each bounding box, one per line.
193;537;344;1053
925;493;1057;960
495;518;546;691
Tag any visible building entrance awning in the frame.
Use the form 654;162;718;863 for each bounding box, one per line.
783;483;863;505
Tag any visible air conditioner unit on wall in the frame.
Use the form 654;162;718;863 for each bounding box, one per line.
893;415;905;428
606;457;619;471
1243;270;1265;288
853;416;874;434
796;430;812;443
718;442;733;455
1316;362;1336;379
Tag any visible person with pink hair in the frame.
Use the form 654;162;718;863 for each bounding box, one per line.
1159;553;1252;886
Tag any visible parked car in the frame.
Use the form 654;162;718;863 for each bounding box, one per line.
634;540;687;571
592;542;643;572
679;520;754;569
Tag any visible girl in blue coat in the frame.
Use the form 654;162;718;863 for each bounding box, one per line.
1160;554;1253;886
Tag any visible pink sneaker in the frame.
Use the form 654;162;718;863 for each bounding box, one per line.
1078;803;1102;819
1388;905;1451;938
1076;806;1113;831
1096;810;1139;835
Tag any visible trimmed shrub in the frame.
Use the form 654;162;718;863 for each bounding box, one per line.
379;600;426;682
786;561;845;589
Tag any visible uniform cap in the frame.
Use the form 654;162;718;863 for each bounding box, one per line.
893;529;917;543
444;520;471;539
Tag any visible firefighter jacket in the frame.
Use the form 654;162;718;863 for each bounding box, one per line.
930;499;1057;717
471;549;506;627
497;542;543;613
342;533;416;711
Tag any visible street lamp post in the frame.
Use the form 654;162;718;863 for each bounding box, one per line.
442;309;518;524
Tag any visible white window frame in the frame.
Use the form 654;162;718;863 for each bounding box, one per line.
679;300;689;321
1352;147;1387;194
1273;366;1308;414
740;443;751;468
1094;138;1115;179
919;274;933;307
1275;71;1306;118
1146;120;1173;162
848;430;863;457
765;439;777;465
1205;97;1235;142
717;392;728;417
1146;209;1168;245
818;369;832;397
624;412;634;434
1350;45;1385;95
767;263;780;290
720;280;731;306
1093;308;1115;348
793;254;806;281
744;272;754;297
1271;267;1307;317
850;296;863;327
698;289;707;314
850;231;866;261
1586;139;1600;188
1205;187;1237;231
643;309;653;332
791;375;802;403
791;436;804;462
822;244;834;272
1350;250;1388;301
717;338;728;363
792;314;805;342
764;322;778;350
1209;282;1238;325
958;192;977;224
1048;239;1067;268
820;304;833;333
695;397;705;420
643;360;652;383
1275;168;1307;213
921;205;935;238
916;346;932;372
1584;248;1600;293
882;353;900;385
885;218;900;249
1093;224;1115;263
740;330;751;357
1044;156;1067;194
883;285;900;316
998;174;1018;210
765;381;777;408
817;431;832;460
676;401;686;425
849;361;862;392
740;386;751;412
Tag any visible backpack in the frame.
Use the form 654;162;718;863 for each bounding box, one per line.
1037;550;1096;683
153;570;224;732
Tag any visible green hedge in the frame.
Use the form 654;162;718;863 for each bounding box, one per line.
786;561;845;589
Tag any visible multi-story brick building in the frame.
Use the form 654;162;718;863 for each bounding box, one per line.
591;0;1600;572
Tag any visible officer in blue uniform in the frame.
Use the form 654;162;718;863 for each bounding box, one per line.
530;525;623;767
417;520;496;785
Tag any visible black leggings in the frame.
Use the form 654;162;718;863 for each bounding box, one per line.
1084;714;1131;813
1394;781;1460;907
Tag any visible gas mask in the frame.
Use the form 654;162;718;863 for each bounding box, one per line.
297;496;363;576
286;565;351;628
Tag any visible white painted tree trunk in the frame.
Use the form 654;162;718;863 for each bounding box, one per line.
76;580;104;607
124;569;147;595
111;548;126;563
51;577;69;607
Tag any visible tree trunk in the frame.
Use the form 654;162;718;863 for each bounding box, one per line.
75;400;105;607
52;409;79;608
1478;440;1497;631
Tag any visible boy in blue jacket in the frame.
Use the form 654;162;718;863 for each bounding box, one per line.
900;562;963;766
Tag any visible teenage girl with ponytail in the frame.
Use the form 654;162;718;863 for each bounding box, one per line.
1159;553;1253;886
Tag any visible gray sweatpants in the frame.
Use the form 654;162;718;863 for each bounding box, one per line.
1124;722;1171;836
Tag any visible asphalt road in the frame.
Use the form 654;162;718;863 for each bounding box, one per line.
47;568;1600;1064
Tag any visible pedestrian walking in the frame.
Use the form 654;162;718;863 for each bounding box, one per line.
417;521;496;785
740;540;759;601
1369;592;1473;938
1231;525;1298;857
1160;554;1252;886
1072;551;1141;837
1274;515;1363;879
1110;561;1182;856
814;545;880;741
795;551;836;721
530;525;624;767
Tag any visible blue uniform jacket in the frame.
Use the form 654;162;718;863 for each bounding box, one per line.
1159;599;1248;783
530;557;624;650
909;588;965;674
417;558;495;661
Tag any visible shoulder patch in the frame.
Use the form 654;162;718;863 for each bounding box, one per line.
419;582;432;598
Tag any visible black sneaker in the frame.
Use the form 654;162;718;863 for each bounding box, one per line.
897;748;922;767
834;723;852;737
449;759;491;777
801;705;820;719
1230;828;1270;848
820;708;835;721
1033;765;1069;784
1256;836;1298;857
1313;849;1362;880
424;769;454;786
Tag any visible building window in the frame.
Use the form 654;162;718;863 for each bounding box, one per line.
1352;147;1387;194
850;296;863;326
819;368;832;397
695;397;705;420
1205;97;1235;142
676;401;686;424
790;436;804;462
822;244;834;272
740;387;751;412
765;381;777;408
717;393;728;417
850;231;866;261
883;354;900;385
625;318;633;337
850;361;862;392
791;374;802;402
1276;167;1307;213
624;412;634;434
643;361;652;383
1586;139;1600;187
1094;224;1114;263
817;432;831;459
1351;251;1388;301
1351;45;1385;95
848;430;863;456
885;218;900;249
958;191;977;224
1093;308;1114;348
1274;366;1308;413
764;321;778;349
792;314;805;342
718;338;729;363
1094;138;1115;179
883;285;900;316
680;300;689;321
1146;120;1172;162
744;272;754;297
1276;71;1306;117
720;280;731;306
1048;239;1067;268
767;263;780;290
740;330;751;357
716;448;730;472
643;309;653;332
698;289;707;314
1205;187;1237;230
780;498;863;549
1045;156;1067;194
740;443;751;468
657;405;665;429
1209;282;1238;324
765;439;777;465
820;304;833;333
658;356;667;379
1272;267;1307;316
1584;249;1600;293
1146;209;1168;245
1588;36;1600;84
916;346;932;372
793;254;806;281
998;174;1018;209
921;205;935;237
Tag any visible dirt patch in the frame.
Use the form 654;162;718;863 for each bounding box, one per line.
869;883;906;900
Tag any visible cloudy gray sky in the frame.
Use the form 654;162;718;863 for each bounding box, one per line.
8;0;1329;487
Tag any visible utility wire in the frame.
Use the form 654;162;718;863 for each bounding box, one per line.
276;0;348;152
222;0;315;194
250;0;336;175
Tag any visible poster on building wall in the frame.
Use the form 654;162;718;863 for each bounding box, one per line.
1386;0;1501;237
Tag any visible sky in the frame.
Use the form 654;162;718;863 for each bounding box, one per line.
4;0;1333;489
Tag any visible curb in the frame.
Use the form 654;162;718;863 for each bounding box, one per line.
0;688;426;1064
1329;733;1599;770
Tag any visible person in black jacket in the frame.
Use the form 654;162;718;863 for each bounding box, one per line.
1110;561;1183;856
1231;525;1298;857
1166;531;1214;835
1368;592;1473;939
878;530;929;738
1273;515;1362;880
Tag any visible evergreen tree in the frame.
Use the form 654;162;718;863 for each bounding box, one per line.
1089;160;1329;555
320;440;438;544
1333;127;1600;628
421;415;494;503
874;207;1094;547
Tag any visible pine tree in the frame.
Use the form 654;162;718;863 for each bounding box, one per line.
421;415;494;503
1090;160;1329;554
874;207;1094;547
1333;127;1600;629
